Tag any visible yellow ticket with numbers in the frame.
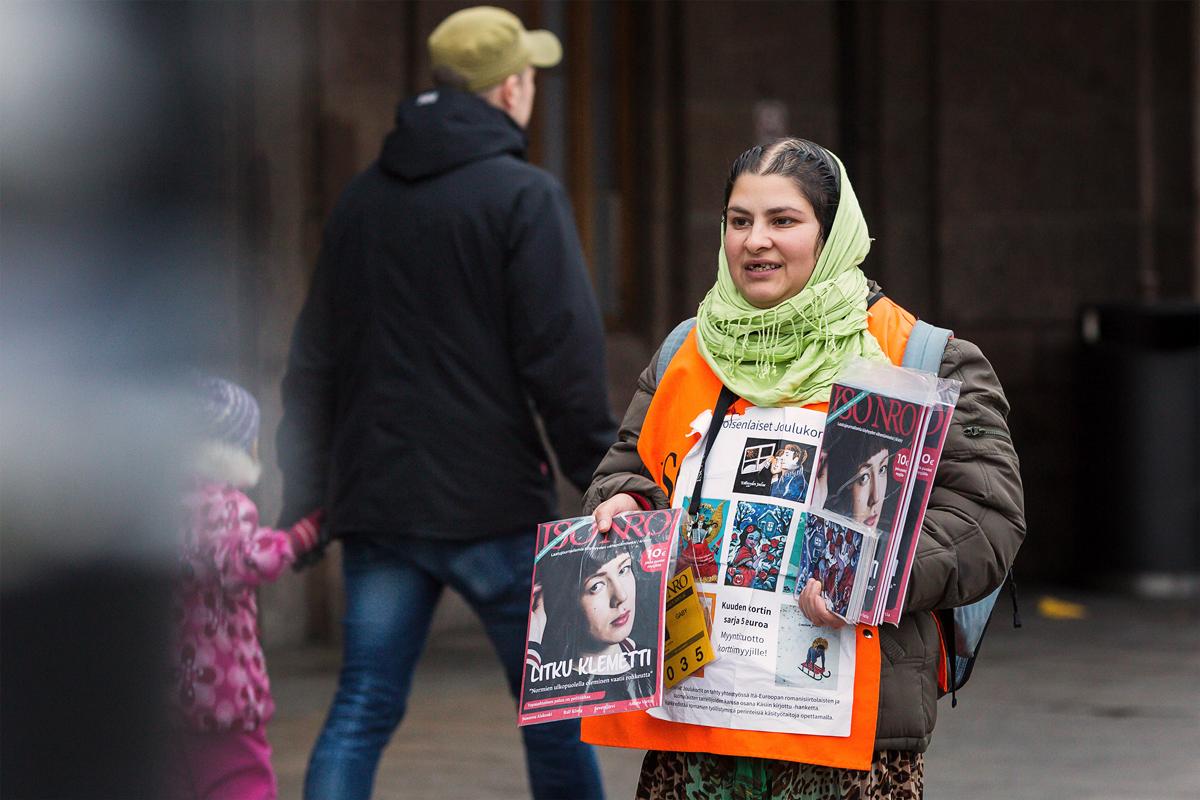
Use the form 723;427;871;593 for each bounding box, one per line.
662;568;716;689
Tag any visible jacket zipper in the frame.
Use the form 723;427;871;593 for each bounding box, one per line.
962;425;1011;443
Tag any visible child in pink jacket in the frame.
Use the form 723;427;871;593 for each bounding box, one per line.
170;377;322;800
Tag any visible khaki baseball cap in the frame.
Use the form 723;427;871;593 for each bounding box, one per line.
428;6;562;92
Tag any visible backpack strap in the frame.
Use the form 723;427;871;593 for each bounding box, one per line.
897;315;962;698
904;310;1017;704
896;311;1025;705
901;319;954;374
653;317;697;387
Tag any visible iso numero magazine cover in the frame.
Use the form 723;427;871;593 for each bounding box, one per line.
518;509;682;726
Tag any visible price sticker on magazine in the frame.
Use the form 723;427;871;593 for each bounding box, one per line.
662;568;715;689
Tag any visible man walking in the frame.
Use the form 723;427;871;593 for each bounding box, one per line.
277;7;614;798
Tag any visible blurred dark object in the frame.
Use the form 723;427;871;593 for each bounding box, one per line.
1;569;174;798
1079;302;1200;597
2;2;233;796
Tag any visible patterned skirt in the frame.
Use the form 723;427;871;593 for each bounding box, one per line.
636;749;924;800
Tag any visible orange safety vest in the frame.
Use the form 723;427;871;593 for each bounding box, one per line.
581;296;918;771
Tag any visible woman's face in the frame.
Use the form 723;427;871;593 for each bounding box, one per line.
848;448;889;530
724;173;823;309
579;551;636;646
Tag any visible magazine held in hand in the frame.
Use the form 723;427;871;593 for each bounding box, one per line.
881;377;961;625
518;509;683;726
801;359;961;625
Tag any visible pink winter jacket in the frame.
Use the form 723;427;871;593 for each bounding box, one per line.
171;443;314;733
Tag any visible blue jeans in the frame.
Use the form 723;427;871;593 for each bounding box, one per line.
303;532;604;800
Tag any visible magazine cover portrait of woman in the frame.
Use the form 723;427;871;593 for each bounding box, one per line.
523;520;681;724
811;421;903;535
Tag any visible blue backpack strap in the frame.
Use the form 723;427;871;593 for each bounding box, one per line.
653;317;697;386
901;319;971;698
901;319;1022;702
901;319;954;374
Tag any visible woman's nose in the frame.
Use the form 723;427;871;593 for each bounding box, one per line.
745;222;771;252
868;476;882;506
610;581;628;606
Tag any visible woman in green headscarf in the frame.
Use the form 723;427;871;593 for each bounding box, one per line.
582;139;1024;798
694;139;886;409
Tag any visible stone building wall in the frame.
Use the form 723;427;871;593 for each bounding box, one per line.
206;1;1196;645
667;0;1196;584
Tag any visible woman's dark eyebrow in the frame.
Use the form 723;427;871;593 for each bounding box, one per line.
585;553;632;582
725;205;807;216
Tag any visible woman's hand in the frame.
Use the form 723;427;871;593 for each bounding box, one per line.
528;583;547;645
592;493;640;534
798;578;845;629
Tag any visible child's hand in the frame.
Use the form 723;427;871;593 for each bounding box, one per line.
288;509;326;558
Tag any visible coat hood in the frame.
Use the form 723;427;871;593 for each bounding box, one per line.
380;88;527;181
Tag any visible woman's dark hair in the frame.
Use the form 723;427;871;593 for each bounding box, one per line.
539;537;647;663
819;424;898;519
723;138;841;243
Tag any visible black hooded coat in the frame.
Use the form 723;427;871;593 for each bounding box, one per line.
278;89;615;541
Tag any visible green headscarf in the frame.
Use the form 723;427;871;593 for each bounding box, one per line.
695;146;886;407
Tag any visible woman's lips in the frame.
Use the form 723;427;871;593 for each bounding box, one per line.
864;513;879;528
611;610;631;628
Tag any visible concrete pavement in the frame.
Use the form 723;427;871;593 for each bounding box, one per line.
268;588;1199;799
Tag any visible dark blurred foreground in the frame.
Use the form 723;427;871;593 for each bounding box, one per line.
2;2;230;795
